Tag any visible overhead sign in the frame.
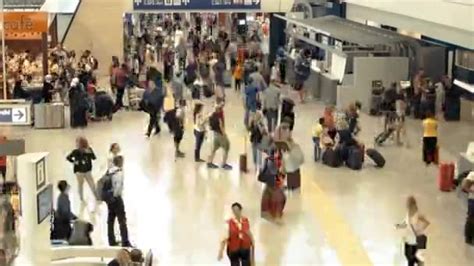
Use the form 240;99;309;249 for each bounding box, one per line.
133;0;261;10
0;107;28;124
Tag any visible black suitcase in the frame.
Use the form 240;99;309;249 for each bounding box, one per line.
366;148;385;168
322;149;342;168
346;147;363;170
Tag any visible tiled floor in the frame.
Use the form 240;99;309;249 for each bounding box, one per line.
4;87;474;265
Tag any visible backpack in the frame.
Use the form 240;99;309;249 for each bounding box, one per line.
250;124;263;144
96;171;115;203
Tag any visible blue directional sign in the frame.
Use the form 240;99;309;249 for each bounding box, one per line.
0;107;27;123
133;0;261;11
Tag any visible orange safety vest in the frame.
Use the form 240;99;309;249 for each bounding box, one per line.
227;217;252;252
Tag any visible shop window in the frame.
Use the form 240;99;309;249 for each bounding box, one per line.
456;49;474;70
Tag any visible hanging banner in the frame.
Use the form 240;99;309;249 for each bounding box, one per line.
133;0;261;11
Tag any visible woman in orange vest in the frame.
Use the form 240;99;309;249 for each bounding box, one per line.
218;202;255;266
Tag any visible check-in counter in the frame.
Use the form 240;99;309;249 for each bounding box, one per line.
34;103;65;129
286;57;338;105
0;100;33;126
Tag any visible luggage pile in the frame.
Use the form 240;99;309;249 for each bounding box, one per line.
322;146;385;169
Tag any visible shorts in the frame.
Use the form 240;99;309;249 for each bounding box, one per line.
294;80;304;91
212;133;230;152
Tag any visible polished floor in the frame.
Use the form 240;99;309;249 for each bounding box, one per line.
3;86;474;265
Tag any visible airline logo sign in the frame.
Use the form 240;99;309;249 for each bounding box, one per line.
0;108;27;124
134;0;261;10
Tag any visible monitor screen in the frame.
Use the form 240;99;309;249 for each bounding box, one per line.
238;19;246;25
37;184;53;224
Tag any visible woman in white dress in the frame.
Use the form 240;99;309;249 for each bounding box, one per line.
396;196;430;266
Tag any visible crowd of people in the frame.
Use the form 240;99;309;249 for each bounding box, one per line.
2;12;469;266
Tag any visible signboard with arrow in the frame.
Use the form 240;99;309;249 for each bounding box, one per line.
0;107;29;125
134;0;261;10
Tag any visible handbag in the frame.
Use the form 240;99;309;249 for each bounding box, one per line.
409;222;427;249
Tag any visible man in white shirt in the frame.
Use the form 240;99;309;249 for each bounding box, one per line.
106;156;130;247
463;171;474;245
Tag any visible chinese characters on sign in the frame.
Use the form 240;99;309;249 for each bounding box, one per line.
134;0;261;10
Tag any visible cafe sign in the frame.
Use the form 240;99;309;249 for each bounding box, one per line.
3;12;48;34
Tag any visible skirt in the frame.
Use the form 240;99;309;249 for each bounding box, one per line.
261;185;286;219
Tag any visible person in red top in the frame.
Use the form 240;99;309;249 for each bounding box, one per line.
218;203;255;266
112;64;129;110
0;135;7;183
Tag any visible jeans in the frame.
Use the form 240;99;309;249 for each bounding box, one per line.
76;172;97;201
265;109;278;133
252;142;262;169
106;196;129;246
194;130;205;160
115;86;125;109
147;111;160;136
227;248;251;266
313;137;321;161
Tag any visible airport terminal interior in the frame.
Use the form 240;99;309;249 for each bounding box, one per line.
0;0;474;265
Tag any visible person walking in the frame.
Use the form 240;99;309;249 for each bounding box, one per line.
262;79;281;133
142;82;164;137
193;102;207;162
218;202;255;266
0;135;7;185
112;64;129;110
422;111;438;165
105;156;131;247
462;172;474;245
233;60;243;92
249;111;266;171
53;180;77;240
396;196;430;266
66;137;98;202
208;103;232;170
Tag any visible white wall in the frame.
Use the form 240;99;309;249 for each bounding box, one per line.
346;0;474;48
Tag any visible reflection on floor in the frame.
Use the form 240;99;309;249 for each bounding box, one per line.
3;89;474;265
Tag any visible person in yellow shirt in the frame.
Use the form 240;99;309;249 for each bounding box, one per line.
422;111;438;165
312;117;325;161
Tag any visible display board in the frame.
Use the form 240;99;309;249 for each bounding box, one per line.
133;0;261;10
36;184;52;224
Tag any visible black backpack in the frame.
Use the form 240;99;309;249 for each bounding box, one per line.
250;124;263;144
96;170;116;203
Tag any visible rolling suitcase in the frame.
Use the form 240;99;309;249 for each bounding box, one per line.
346;147;363;170
286;169;301;190
322;149;342;168
366;148;386;168
240;136;248;173
438;162;455;192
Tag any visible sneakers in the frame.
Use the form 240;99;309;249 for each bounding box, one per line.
207;163;232;170
176;151;185;158
195;158;206;163
222;164;233;170
207;162;219;169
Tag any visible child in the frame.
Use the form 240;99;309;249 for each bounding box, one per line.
233;61;243;92
312;117;324;162
422;111;438;165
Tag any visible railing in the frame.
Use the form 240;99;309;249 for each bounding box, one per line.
4;0;45;9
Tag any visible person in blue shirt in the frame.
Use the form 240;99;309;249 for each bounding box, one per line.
244;77;260;128
142;80;164;137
